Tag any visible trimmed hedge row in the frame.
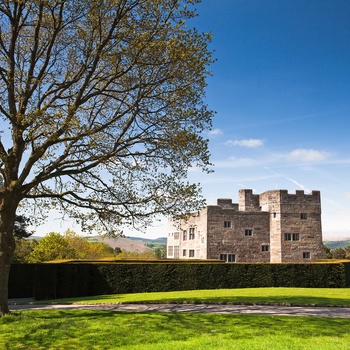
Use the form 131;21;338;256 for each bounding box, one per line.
9;262;350;300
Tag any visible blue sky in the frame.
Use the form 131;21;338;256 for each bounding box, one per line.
37;1;350;240
184;0;350;241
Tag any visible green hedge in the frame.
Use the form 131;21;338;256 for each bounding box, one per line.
8;262;350;300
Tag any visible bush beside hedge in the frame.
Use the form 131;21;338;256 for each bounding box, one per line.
8;262;350;300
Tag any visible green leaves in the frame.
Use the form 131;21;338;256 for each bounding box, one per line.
0;0;214;232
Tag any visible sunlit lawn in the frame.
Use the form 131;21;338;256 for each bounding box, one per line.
3;288;350;349
42;287;350;307
1;309;350;350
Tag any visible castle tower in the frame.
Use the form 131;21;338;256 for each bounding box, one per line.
259;190;323;262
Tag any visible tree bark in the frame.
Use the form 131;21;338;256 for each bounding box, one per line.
0;202;16;316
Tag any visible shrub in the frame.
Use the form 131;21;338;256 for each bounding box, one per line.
9;262;350;299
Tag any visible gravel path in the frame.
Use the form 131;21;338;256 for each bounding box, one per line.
9;303;350;318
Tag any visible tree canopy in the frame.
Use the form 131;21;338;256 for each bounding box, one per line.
24;230;114;262
0;0;214;315
13;215;33;238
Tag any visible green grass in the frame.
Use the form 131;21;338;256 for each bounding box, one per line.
42;287;350;307
1;310;349;350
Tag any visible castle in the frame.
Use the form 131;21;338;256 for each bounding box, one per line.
167;189;323;263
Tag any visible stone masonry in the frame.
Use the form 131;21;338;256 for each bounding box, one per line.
167;189;323;263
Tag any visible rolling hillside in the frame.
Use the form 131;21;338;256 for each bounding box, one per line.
324;240;350;250
85;236;166;253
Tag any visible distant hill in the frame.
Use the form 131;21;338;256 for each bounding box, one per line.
85;235;167;253
126;236;167;244
324;240;350;250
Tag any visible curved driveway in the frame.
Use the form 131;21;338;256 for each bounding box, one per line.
9;303;350;318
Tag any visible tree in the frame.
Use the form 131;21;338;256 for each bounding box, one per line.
12;214;35;263
154;244;166;259
27;232;78;262
64;229;114;259
322;244;332;259
13;215;33;239
344;245;350;260
12;237;37;263
332;248;346;260
114;246;122;255
0;0;213;314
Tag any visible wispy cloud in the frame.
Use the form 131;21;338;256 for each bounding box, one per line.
209;128;223;136
212;148;337;171
287;149;331;163
225;138;264;148
264;166;311;192
286;177;310;192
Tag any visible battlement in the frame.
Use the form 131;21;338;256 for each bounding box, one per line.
217;189;321;214
239;189;260;211
217;198;239;210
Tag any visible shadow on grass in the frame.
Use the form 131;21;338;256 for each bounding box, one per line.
2;310;350;349
44;288;350;306
40;293;350;307
135;295;350;307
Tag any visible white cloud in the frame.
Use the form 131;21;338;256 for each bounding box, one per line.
225;138;264;148
287;149;331;163
209;128;223;136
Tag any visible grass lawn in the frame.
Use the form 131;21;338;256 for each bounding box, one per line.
2;288;350;349
1;310;350;350
42;287;350;307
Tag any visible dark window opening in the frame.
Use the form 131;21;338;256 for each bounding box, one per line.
245;229;252;236
224;221;231;228
219;253;235;263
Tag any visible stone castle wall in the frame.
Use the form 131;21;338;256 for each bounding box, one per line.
167;189;323;263
206;206;270;262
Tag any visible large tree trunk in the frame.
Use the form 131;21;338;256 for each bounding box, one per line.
0;202;16;316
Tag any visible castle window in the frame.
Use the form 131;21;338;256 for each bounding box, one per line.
189;228;195;240
300;213;308;220
183;249;187;257
183;230;187;240
245;229;253;236
284;233;299;241
224;221;232;228
168;246;174;256
219;253;235;263
292;233;300;241
189;249;195;258
303;252;310;259
262;245;269;252
284;233;291;241
273;212;277;218
174;232;179;240
174;246;179;258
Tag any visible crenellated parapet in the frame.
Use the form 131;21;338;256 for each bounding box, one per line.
239;189;260;211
